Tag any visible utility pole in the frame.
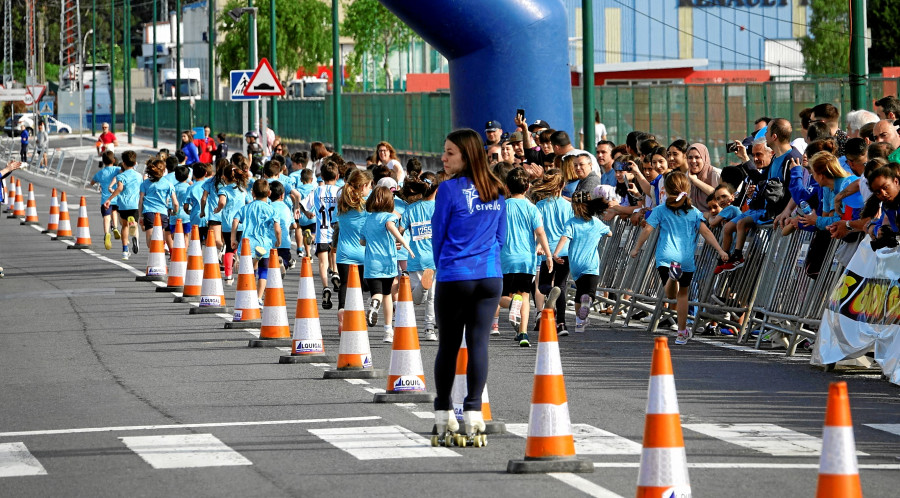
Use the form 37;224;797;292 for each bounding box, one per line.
176;0;181;146
269;0;277;132
582;0;594;152
91;0;96;135
152;0;158;147
849;0;867;110
248;0;261;150
207;0;214;130
332;0;341;154
2;0;11;86
125;0;132;142
110;0;116;133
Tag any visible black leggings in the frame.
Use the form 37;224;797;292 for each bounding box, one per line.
538;257;569;326
337;263;368;309
433;277;502;412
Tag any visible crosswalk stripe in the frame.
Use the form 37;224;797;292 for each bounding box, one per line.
119;434;252;469
865;424;900;437
506;423;642;455
683;423;868;457
309;425;458;460
0;442;47;477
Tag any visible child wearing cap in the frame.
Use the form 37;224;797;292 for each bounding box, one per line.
232;179;281;302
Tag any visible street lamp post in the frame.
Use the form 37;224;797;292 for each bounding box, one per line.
228;6;259;142
91;0;96;135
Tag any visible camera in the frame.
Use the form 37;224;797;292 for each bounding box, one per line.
726;142;739;154
613;161;628;172
871;227;899;250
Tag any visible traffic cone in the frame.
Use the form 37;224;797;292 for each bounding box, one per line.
635;337;691;498
280;256;328;362
52;192;74;240
157;219;187;292
4;179;13;213
67;196;92;249
189;228;226;313
225;238;261;329
815;382;862;498
20;183;39;225
323;264;384;379
508;309;592;473
374;275;433;402
443;333;505;434
248;249;292;347
175;225;203;303
10;179;25;218
136;213;167;282
42;188;59;234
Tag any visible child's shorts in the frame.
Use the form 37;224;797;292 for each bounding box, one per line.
732;208;769;225
657;266;694;287
277;248;292;267
170;222;192;235
366;277;395;296
574;274;601;300
503;273;535;295
315;242;332;255
100;204;115;217
118;209;138;222
257;258;269;280
141;212;169;231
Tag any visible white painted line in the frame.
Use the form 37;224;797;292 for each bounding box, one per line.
345;379;369;385
0;442;47;477
865;424;900;437
215;313;231;319
0;416;382;438
365;388;386;394
548;473;624;498
276;347;292;352
393;403;416;408
310;363;331;367
593;462;900;470
120;434;252;469
308;425;458;460
152;281;166;287
411;412;435;419
82;249;96;255
683;423;868;457
506;423;642;455
95;255;144;276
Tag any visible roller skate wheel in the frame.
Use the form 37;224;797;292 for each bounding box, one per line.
431;435;439;447
473;437;482;448
456;435;466;447
480;435;487;446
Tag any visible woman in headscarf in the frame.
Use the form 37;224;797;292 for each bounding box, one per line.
686;143;721;213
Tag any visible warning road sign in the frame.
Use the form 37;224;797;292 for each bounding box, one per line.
243;58;285;97
230;70;259;101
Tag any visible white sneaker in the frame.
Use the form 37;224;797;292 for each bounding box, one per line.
509;295;523;329
574;320;586;333
225;277;234;286
675;328;692;345
122;251;130;260
490;323;500;336
577;295;592;321
382;330;394;343
425;329;437;341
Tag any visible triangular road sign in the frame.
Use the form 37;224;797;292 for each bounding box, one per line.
26;85;46;101
244;58;285;97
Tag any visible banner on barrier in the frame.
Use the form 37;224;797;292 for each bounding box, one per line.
814;235;900;385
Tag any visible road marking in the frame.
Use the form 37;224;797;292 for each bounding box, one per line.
365;388;386;394
310;363;331;367
95;255;144;276
0;416;382;438
506;423;642;455
120;434;252;469
308;425;458;460
548;473;624;498
0;442;47;477
865;424;900;437
592;462;900;470
683;423;868;456
411;412;434;419
276;347;292;352
345;379;369;385
0;288;116;300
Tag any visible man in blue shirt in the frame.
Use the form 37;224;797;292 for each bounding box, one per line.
596;141;617;187
20;125;29;162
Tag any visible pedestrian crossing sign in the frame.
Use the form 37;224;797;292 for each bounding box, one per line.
230;70;259;101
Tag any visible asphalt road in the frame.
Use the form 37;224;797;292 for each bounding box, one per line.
0;158;898;498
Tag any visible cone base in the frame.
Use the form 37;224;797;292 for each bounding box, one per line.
430;420;507;435
21;221;39;225
323;368;385;379
247;338;293;348
174;295;200;303
41;229;57;234
6;214;16;218
52;235;74;240
68;244;91;249
373;392;435;403
156;285;184;293
506;457;594;474
190;306;228;314
224;320;261;329
136;275;167;282
279;354;333;364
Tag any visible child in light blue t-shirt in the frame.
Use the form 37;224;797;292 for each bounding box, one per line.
293;168;317;258
232;179;281;301
532;169;574;334
137;159;178;251
268;181;297;271
360;186;414;344
186;163;212;242
215;166;249;284
399;172;438;340
630;171;728;345
707;184;742;228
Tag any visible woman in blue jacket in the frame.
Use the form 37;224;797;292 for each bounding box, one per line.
431;128;507;445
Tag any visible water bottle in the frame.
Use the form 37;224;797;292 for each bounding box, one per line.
799;200;812;216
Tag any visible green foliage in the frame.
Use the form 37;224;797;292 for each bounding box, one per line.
341;0;416;91
217;0;332;79
799;0;850;76
868;0;900;74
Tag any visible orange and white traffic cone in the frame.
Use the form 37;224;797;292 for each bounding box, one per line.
10;179;25;219
20;183;39;225
446;333;505;434
280;256;327;362
508;308;592;472
136;213;167;282
52;192;74;241
157;219;187;292
42;188;59;234
226;239;261;329
374;275;433;402
189;228;226;313
635;337;691;498
3;179;13;214
815;381;862;498
249;249;292;347
323;264;384;379
67;196;92;249
175;225;203;303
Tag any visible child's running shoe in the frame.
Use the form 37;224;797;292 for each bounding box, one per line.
225;277;234;286
367;298;381;326
577;294;592;321
254;246;267;258
515;332;530;347
122;251;130;261
303;229;313;246
112;227;121;240
382;329;393;343
509;295;523;329
728;252;745;270
490;322;500;336
574;320;586;333
330;271;341;291
420;268;434;290
130;235;139;254
675;328;692;345
0;266;5;278
104;233;112;250
424;328;437;341
713;258;729;275
557;323;569;337
322;288;333;309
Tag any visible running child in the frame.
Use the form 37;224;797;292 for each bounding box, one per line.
303;160;341;309
291;158;316;258
186;162;213;242
530;168;574;334
334;169;373;333
399;172;438;341
213;164;249;284
269;181;297;274
137;159;179;248
361;186;415;343
90;150;121;250
232;179;281;301
630;171;729;345
103;150;143;259
497;167;552;347
199;158;230;253
169;165;192;246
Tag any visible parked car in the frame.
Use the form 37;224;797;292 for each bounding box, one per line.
3;114;72;137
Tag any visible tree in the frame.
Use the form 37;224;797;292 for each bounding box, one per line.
217;0;332;79
798;0;850;76
868;0;900;74
341;0;415;91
